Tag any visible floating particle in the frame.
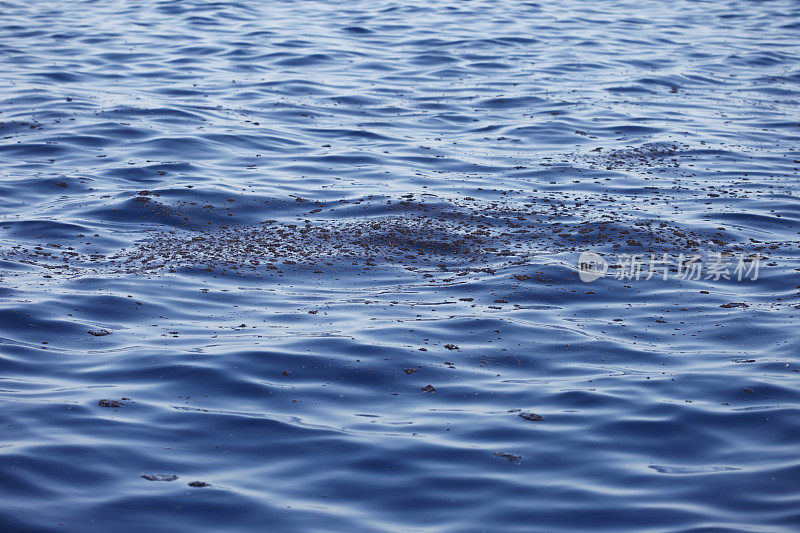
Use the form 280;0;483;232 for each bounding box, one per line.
142;474;178;482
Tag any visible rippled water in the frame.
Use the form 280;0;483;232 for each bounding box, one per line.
1;0;799;531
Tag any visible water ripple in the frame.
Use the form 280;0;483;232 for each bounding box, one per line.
1;0;799;531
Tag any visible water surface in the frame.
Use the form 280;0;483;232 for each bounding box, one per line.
1;0;799;531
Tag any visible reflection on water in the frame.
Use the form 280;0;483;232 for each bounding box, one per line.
1;0;799;531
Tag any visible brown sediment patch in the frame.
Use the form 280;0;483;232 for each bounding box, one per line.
0;194;793;279
590;142;686;170
112;197;741;274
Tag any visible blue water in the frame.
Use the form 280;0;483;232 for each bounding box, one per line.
1;0;799;531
